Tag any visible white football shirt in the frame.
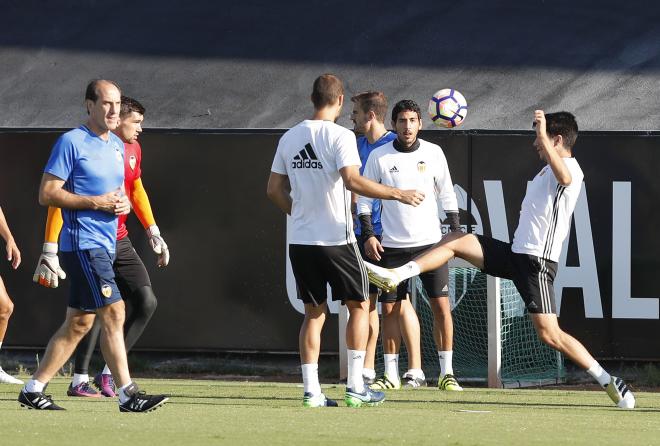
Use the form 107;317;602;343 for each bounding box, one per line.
271;120;361;246
357;138;458;248
512;157;584;262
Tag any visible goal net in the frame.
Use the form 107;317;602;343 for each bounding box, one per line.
371;260;565;388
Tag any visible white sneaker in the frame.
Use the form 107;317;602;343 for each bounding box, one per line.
605;376;635;409
302;392;338;407
0;367;23;385
364;262;400;292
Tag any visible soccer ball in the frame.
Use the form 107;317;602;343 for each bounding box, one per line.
428;89;468;128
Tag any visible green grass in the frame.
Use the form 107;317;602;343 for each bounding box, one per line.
1;377;659;445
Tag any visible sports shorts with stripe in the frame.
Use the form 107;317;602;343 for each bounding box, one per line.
380;244;449;303
476;235;558;314
289;243;368;306
61;249;123;311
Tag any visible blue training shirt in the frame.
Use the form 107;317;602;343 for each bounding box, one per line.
355;131;397;236
44;126;125;253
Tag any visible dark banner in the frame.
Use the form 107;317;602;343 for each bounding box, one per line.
0;129;658;359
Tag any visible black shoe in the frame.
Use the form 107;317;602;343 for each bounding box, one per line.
118;383;169;413
18;389;65;410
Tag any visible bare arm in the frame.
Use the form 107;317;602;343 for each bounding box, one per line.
38;173;130;214
340;165;424;205
0;206;20;269
534;110;572;186
266;172;292;215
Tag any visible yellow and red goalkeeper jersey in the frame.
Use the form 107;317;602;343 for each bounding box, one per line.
117;141;155;239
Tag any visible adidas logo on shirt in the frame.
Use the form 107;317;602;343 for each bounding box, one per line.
389;166;399;173
292;143;323;169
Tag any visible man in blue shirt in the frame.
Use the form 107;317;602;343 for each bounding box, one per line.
19;80;168;413
349;91;403;384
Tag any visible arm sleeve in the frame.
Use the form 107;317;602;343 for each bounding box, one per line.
44;134;76;181
44;207;64;243
358;213;375;239
335;130;361;170
434;148;459;212
356;151;378;215
271;139;288;174
446;211;462;232
131;178;157;229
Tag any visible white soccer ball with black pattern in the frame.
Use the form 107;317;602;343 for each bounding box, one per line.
428;89;468;128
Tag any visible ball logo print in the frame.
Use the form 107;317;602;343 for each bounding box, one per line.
101;284;113;298
428;89;468;128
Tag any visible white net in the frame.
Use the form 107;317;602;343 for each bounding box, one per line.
374;266;565;387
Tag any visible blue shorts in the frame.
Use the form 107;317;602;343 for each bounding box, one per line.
61;249;123;311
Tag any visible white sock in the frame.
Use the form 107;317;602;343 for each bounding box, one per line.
118;382;134;404
25;379;46;393
383;354;400;382
362;367;376;380
439;351;453;376
102;364;111;375
393;261;421;281
347;349;366;393
72;373;89;387
301;363;321;396
406;368;425;380
587;361;611;387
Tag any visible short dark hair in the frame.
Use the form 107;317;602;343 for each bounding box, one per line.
351;91;388;123
311;74;344;109
84;79;121;102
535;111;579;150
120;96;145;117
391;99;422;123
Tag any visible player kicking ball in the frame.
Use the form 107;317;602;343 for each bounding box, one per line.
367;110;635;409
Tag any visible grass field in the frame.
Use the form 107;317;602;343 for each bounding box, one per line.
1;377;659;445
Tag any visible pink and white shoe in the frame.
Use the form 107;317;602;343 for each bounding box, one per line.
93;373;116;397
67;382;101;398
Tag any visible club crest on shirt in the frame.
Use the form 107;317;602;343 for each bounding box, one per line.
101;284;113;298
129;155;137;171
115;149;123;163
417;161;427;174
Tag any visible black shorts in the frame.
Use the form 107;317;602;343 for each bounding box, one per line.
113;237;152;300
289;243;368;306
357;234;382;294
476;235;558;314
380;244;449;303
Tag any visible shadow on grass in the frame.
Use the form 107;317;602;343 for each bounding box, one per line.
163;393;660;411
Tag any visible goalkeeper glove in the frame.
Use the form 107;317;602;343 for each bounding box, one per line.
146;225;170;267
32;242;67;288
